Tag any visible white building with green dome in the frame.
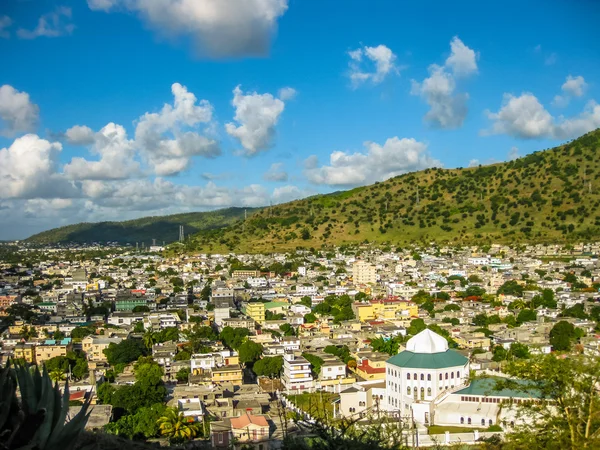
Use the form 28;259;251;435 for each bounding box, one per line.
385;329;470;425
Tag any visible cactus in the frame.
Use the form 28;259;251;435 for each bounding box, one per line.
0;362;91;450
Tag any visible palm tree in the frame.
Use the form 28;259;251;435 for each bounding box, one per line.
49;368;66;383
156;408;200;441
143;330;156;350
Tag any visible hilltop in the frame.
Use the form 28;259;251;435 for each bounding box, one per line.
26;207;258;245
183;129;600;253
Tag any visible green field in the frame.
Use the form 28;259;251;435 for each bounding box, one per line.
287;392;339;421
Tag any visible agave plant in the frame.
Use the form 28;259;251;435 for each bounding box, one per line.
0;362;91;450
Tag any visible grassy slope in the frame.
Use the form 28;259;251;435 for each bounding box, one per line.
187;129;600;253
26;207;260;245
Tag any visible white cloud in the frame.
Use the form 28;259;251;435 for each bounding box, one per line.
135;82;220;175
484;93;600;140
0;134;76;199
278;87;297;101
553;75;588;107
410;37;477;129
445;36;479;77
348;44;399;88
0;15;12;38
272;185;309;203
0;85;40;136
65;125;95;145
87;0;288;57
225;85;285;156
17;7;75;39
304;137;441;186
562;75;587;97
508;146;520;160
63;123;140;180
468;159;480;167
263;162;288;182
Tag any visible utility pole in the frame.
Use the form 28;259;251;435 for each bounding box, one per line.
416;185;420;205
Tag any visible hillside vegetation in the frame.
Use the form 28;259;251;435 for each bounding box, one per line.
26;207;258;245
184;129;600;253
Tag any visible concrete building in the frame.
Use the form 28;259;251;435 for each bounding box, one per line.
282;353;314;393
385;329;469;425
35;338;73;365
81;336;123;361
353;261;377;285
245;302;266;325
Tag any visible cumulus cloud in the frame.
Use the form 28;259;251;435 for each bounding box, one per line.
225;85;285;156
0;15;12;38
410;36;478;129
65;125;95;145
484;92;600;140
553;75;588;107
348;44;399;88
64;123;139;180
304;137;441;186
17;6;75;39
468;159;480;167
135;82;219;175
278;87;297;101
272;185;310;203
0;134;76;199
87;0;288;57
0;85;40;136
263;162;288;182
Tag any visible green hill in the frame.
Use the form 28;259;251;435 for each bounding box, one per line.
26;207;259;245
184;129;600;253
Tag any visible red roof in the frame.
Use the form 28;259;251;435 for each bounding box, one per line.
357;361;385;374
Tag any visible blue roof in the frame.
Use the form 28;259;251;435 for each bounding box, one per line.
44;338;72;345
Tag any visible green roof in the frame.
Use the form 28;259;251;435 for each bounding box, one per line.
455;377;541;399
264;301;288;309
387;350;468;369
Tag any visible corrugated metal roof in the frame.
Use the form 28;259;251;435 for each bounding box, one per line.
386;349;468;369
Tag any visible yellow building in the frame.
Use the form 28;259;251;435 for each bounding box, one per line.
35;339;72;365
211;365;243;385
355;354;387;380
245;302;266;325
81;336;123;361
13;343;36;364
454;333;491;350
352;299;418;323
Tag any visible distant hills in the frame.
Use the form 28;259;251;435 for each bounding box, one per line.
181;129;600;253
26;208;258;245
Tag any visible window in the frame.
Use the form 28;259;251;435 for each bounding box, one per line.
489;419;493;426
420;387;425;400
413;386;418;400
414;373;417;380
439;373;443;381
420;373;424;381
427;387;432;396
427;374;431;381
468;418;472;425
481;419;485;426
407;373;411;380
460;417;464;424
407;386;411;395
445;373;448;380
451;372;454;379
218;433;223;444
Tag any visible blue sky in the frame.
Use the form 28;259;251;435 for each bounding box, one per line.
1;0;599;239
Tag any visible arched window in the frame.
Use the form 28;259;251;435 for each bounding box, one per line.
456;371;460;378
413;386;418;400
481;419;485;426
445;373;448;380
427;374;431;381
420;373;424;381
468;418;472;425
407;386;411;395
451;372;454;379
460;417;464;424
427;387;432;396
439;373;443;381
407;373;411;380
420;387;425;400
414;373;417;380
489;419;493;426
